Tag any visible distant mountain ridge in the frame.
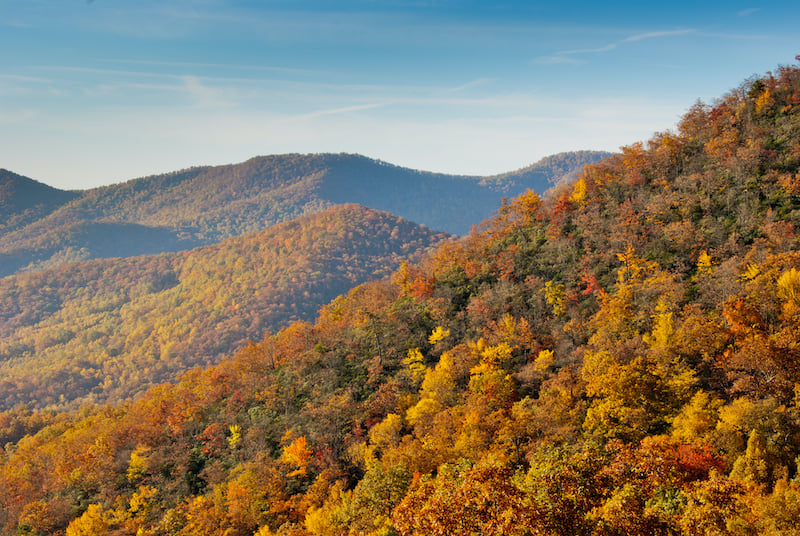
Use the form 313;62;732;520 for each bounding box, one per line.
0;151;610;277
0;169;79;235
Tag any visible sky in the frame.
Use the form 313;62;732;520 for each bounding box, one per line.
1;1;799;190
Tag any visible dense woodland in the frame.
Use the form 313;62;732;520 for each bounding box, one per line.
0;205;446;411
1;60;800;535
0;151;608;277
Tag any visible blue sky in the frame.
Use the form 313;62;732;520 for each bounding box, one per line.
1;1;798;189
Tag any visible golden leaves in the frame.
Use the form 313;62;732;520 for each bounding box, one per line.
280;435;312;478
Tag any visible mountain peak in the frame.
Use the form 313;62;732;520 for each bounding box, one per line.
0;170;79;238
0;169;76;209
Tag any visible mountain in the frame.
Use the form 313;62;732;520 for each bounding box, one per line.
0;151;609;277
0;168;79;234
483;149;614;189
1;60;798;536
0;204;447;411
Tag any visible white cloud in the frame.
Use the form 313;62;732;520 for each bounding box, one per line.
531;55;582;65
0;74;52;83
180;75;236;108
560;43;618;55
443;78;494;94
537;28;694;64
622;29;694;43
292;102;391;120
102;58;325;77
738;8;760;17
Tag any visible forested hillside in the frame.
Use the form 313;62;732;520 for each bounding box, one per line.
0;170;78;236
1;61;799;536
0;151;609;277
0;204;447;411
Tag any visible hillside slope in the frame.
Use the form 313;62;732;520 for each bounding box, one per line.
0;151;609;277
0;169;79;235
1;60;798;536
0;204;447;410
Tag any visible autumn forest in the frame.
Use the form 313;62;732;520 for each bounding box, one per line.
1;59;800;535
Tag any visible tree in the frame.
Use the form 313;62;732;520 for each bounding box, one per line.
393;461;539;536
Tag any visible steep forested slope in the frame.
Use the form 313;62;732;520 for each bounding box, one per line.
0;204;447;411
2;62;800;536
0;151;609;277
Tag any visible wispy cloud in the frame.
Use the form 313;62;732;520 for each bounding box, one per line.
442;78;494;94
533;29;694;64
738;8;760;17
560;43;618;55
102;58;324;77
531;55;582;65
35;65;177;79
0;74;52;83
293;102;390;120
180;75;235;108
80;75;238;108
623;30;694;43
33;63;474;104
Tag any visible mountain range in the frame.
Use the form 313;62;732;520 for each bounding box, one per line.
0;151;609;277
1;60;800;536
0;150;607;410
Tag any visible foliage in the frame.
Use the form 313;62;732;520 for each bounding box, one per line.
2;59;800;535
0;204;447;410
